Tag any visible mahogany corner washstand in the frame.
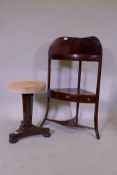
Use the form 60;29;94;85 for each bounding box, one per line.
41;36;102;139
9;81;51;143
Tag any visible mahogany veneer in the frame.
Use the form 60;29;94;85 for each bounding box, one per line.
41;36;102;139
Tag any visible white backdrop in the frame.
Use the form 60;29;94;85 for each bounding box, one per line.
0;0;117;128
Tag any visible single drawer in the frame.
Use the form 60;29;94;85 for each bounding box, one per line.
79;96;96;103
50;91;76;101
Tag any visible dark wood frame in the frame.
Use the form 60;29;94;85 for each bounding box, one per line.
9;94;51;143
41;36;102;139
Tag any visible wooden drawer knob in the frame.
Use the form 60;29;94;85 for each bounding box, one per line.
87;98;90;102
66;95;70;99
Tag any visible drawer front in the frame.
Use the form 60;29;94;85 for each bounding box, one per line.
79;96;96;103
50;91;76;101
50;91;96;103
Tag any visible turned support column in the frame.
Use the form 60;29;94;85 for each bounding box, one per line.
9;94;51;143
